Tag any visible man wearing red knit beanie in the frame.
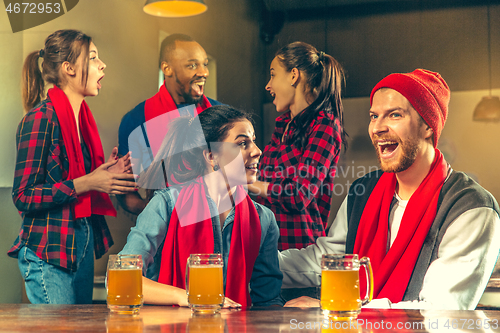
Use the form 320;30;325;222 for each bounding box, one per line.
278;69;500;310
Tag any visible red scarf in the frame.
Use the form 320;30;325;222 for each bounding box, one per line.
144;82;211;157
47;86;116;218
158;180;261;307
353;149;448;302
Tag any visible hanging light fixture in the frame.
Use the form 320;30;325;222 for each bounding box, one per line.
143;0;207;18
473;5;500;122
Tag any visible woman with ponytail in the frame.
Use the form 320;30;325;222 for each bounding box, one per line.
248;42;347;252
9;30;137;304
120;105;283;308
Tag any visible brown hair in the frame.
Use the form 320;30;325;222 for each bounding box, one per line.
21;29;92;112
275;41;347;150
141;105;254;190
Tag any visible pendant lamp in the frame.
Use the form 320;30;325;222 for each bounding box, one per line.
473;5;500;122
144;0;207;18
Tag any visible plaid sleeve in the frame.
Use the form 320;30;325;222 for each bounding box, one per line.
266;116;341;213
12;108;77;214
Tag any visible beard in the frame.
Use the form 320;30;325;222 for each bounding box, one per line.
175;74;203;105
373;134;420;173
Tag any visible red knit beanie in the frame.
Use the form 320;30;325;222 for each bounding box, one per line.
369;69;450;148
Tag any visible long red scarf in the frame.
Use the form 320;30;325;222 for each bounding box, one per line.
353;149;448;302
47;86;116;218
144;82;211;157
158;180;261;307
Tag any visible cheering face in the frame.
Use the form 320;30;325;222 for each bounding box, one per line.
213;120;261;186
265;57;295;113
164;41;209;105
72;42;106;97
369;89;431;173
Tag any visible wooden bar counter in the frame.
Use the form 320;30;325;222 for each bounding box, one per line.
0;304;499;332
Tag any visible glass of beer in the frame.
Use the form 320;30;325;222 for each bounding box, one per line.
106;254;143;315
186;253;224;314
320;254;373;319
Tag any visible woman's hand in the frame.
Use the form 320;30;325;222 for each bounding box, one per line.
142;277;189;306
177;295;241;309
284;296;320;308
107;147;133;174
222;297;242;309
74;158;137;195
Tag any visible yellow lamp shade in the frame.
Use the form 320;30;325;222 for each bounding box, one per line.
473;96;500;122
144;0;207;17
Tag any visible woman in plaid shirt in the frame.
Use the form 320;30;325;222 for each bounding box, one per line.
9;30;137;304
248;42;347;251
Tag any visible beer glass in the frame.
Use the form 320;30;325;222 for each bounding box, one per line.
186;254;224;314
320;254;373;319
106;254;143;315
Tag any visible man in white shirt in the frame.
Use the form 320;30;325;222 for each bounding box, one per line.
279;69;500;310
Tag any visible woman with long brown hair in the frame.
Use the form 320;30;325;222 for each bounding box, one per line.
120;105;283;308
248;41;347;252
9;29;137;304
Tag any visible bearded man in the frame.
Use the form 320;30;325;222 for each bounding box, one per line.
278;69;500;310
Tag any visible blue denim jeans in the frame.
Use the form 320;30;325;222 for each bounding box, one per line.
18;217;95;304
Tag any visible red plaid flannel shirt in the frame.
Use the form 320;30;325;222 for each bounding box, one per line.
8;98;113;271
257;110;341;250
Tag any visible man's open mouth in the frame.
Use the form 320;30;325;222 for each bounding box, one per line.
378;141;399;155
191;81;205;95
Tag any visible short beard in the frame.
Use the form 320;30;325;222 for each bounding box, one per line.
175;74;203;105
375;135;420;173
181;92;202;105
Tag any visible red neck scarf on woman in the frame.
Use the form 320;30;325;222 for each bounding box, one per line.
353;149;448;303
144;82;211;157
158;180;261;307
47;86;116;218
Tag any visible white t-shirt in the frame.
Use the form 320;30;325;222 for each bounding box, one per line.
279;193;500;310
